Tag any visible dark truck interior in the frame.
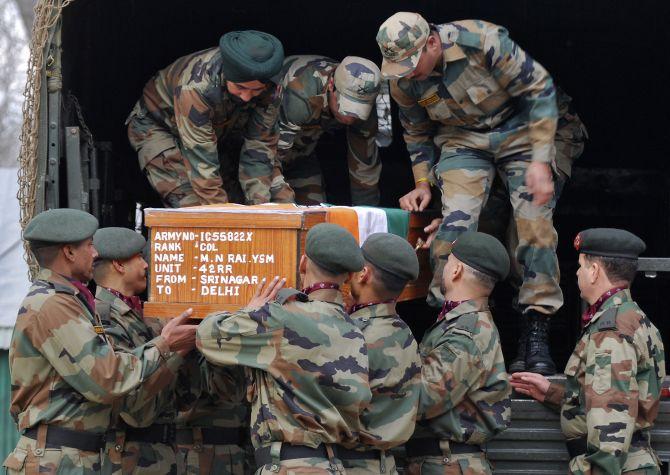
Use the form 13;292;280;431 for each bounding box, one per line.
58;0;670;370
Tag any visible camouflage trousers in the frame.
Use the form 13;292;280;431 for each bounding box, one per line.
478;112;587;310
102;440;177;475
568;447;661;475
427;149;561;315
341;452;398;474
127;104;244;207
281;149;380;206
3;435;102;475
176;443;247;475
406;452;492;475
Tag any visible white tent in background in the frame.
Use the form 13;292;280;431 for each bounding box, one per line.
0;168;30;349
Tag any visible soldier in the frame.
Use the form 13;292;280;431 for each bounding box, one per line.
512;229;666;474
197;223;372;473
127;30;293;207
278;55;382;205
91;227;180;474
3;209;197;474
377;12;562;374
344;233;422;474
406;231;511;475
174;353;250;475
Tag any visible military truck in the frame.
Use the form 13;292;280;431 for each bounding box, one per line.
12;0;670;472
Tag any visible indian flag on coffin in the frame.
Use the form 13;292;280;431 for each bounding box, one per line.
321;205;413;244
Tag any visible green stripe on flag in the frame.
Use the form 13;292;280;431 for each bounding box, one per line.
380;208;410;238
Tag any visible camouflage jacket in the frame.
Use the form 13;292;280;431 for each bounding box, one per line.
95;286;179;428
389;20;558;183
140;46;283;204
196;288;371;449
350;303;421;450
278;55;379;204
8;269;181;434
544;289;666;473
413;298;511;444
175;351;249;432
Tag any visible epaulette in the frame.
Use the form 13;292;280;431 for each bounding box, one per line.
449;312;478;336
52;282;75;295
276;288;309;305
96;300;113;326
454;30;483;49
595;307;619;332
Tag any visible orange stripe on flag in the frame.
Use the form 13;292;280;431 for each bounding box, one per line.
325;207;360;243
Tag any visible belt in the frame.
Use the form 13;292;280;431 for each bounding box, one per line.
24;426;105;452
337;447;381;460
176;427;245;446
255;444;333;466
405;438;482;457
566;431;649;458
125;424;176;444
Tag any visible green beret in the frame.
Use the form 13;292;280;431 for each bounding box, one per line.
574;228;646;259
24;208;98;246
362;233;419;281
452;231;509;281
93;227;146;260
219;30;284;83
306;223;364;274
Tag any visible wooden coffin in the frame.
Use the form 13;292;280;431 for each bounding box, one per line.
143;204;437;318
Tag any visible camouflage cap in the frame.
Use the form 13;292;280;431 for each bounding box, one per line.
451;231;510;281
306;223;364;275
24;208;98;246
93;227;146;261
376;12;430;79
333;56;382;121
574;228;646;259
362;232;419;281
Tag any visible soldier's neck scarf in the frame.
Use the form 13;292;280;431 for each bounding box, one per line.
104;287;143;313
582;286;628;327
349;299;396;314
301;282;340;295
64;276;96;315
437;300;465;321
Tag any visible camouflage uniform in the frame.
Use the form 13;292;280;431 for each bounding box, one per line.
3;269;181;475
175;353;250;475
478;87;588;292
543;289;666;474
407;299;511;475
345;302;421;474
127;46;292;207
278;55;380;205
196;287;372;473
94;287;179;475
387;20;561;312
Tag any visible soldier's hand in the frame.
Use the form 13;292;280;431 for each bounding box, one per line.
161;308;199;356
421;218;442;250
399;182;432;212
246;276;286;310
510;372;550;402
525;161;554;207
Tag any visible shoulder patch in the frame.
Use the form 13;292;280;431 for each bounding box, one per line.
595;307;619;332
276;288;308;305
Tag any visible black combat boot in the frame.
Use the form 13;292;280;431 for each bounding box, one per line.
525;311;556;375
508;313;528;373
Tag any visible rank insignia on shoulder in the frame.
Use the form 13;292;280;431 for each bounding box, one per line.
418;93;440;108
93;326;105;335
